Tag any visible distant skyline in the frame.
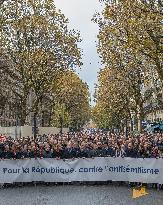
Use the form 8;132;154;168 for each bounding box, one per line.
55;0;103;105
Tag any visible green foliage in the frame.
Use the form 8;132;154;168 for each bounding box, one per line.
51;103;71;128
1;0;83;125
52;71;91;129
92;0;163;130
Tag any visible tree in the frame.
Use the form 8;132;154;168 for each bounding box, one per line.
50;102;71;132
52;71;91;130
92;0;162;132
96;0;163;82
1;0;82;136
0;50;21;125
0;52;10;118
93;67;131;130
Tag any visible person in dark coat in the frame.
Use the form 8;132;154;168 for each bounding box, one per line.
125;143;138;158
43;146;52;158
78;143;89;158
63;142;77;159
52;144;64;159
2;145;14;159
0;142;4;158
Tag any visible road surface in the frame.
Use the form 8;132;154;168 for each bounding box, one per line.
0;184;162;205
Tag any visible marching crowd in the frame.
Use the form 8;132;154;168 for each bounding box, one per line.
0;131;163;159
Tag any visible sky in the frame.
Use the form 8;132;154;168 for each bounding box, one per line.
55;0;103;105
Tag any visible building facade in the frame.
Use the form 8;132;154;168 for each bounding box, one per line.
142;68;163;123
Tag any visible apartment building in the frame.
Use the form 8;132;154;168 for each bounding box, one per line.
142;68;163;123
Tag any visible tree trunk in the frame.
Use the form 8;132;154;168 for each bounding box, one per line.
60;115;63;134
130;119;133;132
33;112;37;140
137;105;144;133
41;111;44;127
19;109;27;126
137;114;142;133
19;99;28;126
125;118;128;137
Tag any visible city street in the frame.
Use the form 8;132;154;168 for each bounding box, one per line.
0;184;162;205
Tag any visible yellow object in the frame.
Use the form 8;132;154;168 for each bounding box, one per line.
132;186;148;199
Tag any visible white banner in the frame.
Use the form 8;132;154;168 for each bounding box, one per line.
0;157;163;183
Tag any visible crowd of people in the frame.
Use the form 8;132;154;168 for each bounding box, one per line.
0;131;163;159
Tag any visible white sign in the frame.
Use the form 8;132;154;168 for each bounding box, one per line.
0;157;162;183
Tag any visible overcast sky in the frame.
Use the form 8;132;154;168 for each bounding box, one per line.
55;0;103;105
